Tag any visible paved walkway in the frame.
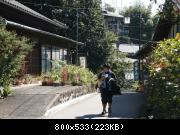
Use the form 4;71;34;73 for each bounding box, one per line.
0;85;80;119
0;84;146;119
44;92;146;119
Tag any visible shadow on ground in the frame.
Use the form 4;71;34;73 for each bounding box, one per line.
75;92;146;119
76;113;105;119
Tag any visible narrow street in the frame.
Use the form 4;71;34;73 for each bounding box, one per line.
44;92;146;119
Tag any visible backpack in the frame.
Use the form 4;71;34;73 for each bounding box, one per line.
108;78;122;95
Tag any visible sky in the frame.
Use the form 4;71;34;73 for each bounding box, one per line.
102;0;165;15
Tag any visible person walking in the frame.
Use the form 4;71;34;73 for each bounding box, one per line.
97;64;116;115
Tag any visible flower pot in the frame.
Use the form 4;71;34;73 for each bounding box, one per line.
61;82;65;86
15;80;22;86
47;80;54;86
42;81;47;86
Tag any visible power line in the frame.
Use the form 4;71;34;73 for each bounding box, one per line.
18;1;102;9
18;1;179;20
16;1;163;10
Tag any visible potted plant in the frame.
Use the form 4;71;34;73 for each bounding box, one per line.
23;74;33;84
14;78;23;86
42;75;49;86
47;79;54;86
61;67;68;86
53;75;61;86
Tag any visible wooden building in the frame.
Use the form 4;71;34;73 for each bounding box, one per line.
0;0;83;75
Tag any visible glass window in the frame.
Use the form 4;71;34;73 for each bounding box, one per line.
64;49;67;63
46;59;51;71
42;60;46;73
52;47;56;60
41;46;68;73
64;49;67;55
56;50;60;60
60;49;63;60
46;49;51;60
41;46;46;59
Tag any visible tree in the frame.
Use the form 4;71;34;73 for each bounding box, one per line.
104;3;116;12
0;26;33;97
151;0;180;20
121;2;155;44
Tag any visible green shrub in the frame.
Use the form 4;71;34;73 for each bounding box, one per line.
50;60;96;86
146;38;180;118
0;26;33;97
2;85;11;97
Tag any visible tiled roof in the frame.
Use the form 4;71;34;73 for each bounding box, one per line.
0;0;67;29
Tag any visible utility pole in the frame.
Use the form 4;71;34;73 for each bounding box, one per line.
76;8;79;65
138;0;141;85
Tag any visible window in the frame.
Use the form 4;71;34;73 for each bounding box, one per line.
64;49;67;63
52;47;56;60
55;49;60;60
41;46;68;73
41;46;46;73
41;46;52;73
60;49;63;60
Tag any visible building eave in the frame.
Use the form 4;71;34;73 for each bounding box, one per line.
6;20;83;47
103;13;124;18
0;0;68;29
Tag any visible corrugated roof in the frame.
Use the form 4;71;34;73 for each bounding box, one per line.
0;0;67;29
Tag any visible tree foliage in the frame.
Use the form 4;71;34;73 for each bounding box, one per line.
104;3;116;12
0;26;33;97
146;38;180;118
151;0;180;21
121;2;155;44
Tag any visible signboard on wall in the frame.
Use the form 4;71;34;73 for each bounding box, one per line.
79;57;86;68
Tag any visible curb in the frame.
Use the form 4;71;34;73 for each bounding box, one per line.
43;93;97;117
12;83;41;90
